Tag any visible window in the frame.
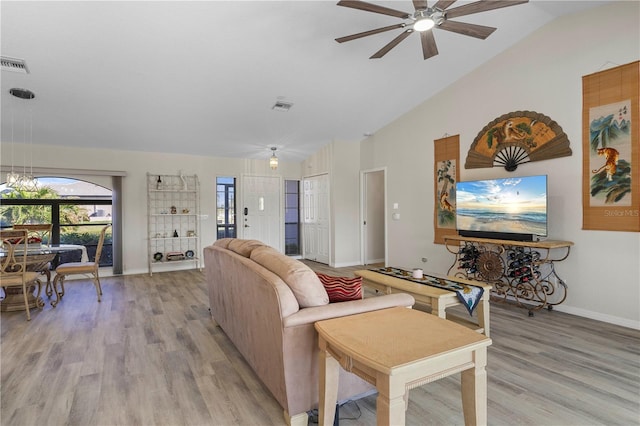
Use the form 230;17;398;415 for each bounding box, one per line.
1;177;113;266
216;176;236;239
284;180;300;256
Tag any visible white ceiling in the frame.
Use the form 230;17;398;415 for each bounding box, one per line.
1;0;609;163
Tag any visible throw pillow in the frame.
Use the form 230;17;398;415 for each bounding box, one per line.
316;273;363;303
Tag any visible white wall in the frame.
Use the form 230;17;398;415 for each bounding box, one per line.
360;1;640;328
301;140;362;267
331;140;361;267
0;143;302;275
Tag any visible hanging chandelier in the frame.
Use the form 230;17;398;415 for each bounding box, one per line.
269;147;278;170
6;88;38;191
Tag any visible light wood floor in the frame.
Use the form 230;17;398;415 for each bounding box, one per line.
1;263;639;426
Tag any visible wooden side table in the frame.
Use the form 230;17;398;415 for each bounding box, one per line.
355;269;491;336
315;307;492;426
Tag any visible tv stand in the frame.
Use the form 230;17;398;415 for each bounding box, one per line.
444;235;574;316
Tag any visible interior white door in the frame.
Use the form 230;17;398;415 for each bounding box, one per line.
302;174;329;264
242;175;282;252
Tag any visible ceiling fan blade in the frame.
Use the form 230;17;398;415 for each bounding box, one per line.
370;30;412;58
433;0;457;10
413;0;428;11
337;0;411;19
336;23;406;43
420;31;439;59
438;20;496;39
445;0;528;19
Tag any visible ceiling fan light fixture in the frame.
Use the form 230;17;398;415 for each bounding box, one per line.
413;10;435;32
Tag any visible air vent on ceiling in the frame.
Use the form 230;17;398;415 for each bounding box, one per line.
272;100;293;112
1;56;29;74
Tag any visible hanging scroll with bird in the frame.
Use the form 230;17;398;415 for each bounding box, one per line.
465;111;572;171
434;135;459;245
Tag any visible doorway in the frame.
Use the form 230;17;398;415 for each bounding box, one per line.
241;175;282;252
302;174;330;264
361;168;386;265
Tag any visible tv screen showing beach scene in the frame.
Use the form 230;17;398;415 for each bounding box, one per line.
455;175;547;239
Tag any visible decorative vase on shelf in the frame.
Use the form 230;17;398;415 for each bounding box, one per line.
156;176;162;190
173;230;179;238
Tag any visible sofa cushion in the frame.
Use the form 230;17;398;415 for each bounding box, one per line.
316;273;363;303
227;239;265;257
251;246;329;307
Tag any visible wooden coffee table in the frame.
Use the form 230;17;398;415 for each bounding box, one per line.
315;307;492;426
355;269;492;336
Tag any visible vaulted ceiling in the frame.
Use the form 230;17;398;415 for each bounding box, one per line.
1;1;609;163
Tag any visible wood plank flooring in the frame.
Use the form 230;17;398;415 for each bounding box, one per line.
1;263;639;425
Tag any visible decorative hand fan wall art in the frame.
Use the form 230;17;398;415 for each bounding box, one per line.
465;111;572;171
335;0;529;60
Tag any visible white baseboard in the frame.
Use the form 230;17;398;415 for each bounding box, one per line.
554;304;640;330
332;261;361;268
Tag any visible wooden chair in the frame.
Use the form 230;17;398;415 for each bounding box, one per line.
51;224;111;307
13;223;54;288
1;229;43;320
12;224;53;247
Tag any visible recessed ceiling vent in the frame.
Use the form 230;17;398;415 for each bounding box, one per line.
272;100;293;112
1;56;29;74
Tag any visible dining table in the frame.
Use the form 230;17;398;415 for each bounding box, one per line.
0;244;88;312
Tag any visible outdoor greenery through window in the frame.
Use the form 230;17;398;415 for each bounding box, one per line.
0;177;113;266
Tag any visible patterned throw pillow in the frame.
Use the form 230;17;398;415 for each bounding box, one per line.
316;273;363;303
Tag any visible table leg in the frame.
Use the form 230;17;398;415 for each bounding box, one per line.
431;298;446;319
318;337;339;426
461;348;488;426
376;373;407;426
477;293;490;337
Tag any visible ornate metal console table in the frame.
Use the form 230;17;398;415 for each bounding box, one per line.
444;235;574;316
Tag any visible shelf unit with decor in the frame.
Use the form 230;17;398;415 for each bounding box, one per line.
444;235;574;316
146;173;201;276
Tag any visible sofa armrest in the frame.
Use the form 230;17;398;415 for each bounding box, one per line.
282;293;414;328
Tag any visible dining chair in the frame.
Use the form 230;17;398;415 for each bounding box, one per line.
13;224;54;290
51;224;110;307
13;224;53;247
1;229;43;321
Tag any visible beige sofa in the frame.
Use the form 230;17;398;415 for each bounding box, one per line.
204;239;415;426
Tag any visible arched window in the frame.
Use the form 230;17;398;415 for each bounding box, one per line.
0;177;113;267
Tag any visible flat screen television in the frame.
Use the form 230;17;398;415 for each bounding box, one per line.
455;175;547;242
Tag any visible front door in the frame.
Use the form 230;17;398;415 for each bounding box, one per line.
242;175;282;252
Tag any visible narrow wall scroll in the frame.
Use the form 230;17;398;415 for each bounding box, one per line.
582;61;639;232
434;135;460;244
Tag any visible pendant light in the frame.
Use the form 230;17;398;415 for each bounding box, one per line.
269;147;278;170
8;88;38;191
6;106;20;187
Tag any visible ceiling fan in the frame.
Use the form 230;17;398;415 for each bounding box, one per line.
335;0;529;60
